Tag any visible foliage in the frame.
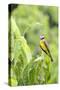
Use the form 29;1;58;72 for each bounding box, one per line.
8;5;58;86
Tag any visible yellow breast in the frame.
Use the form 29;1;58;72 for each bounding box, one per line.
40;40;48;52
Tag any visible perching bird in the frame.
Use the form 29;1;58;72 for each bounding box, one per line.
39;35;53;62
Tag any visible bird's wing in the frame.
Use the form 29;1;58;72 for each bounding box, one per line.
40;39;49;55
40;44;48;55
44;40;52;56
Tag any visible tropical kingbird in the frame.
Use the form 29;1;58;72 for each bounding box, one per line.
39;35;53;62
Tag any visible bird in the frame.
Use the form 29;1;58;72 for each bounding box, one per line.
39;35;53;62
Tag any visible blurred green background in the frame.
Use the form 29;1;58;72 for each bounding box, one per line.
8;4;58;86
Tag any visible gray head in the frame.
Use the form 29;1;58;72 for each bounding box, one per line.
40;35;44;40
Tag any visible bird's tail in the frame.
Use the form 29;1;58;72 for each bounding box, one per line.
51;56;53;62
49;53;53;62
